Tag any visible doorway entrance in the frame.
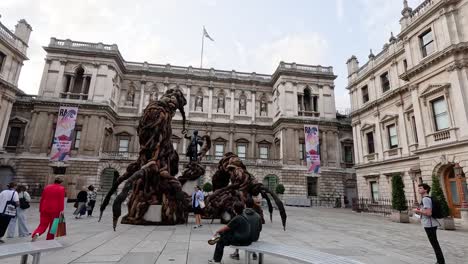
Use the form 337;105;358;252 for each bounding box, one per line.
100;168;119;195
0;166;15;191
443;165;468;218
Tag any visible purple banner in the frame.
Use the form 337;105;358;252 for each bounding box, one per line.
50;106;78;161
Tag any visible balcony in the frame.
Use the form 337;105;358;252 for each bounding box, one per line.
60;92;88;100
364;153;378;162
298;111;320;117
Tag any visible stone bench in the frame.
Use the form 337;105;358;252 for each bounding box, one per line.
0;240;63;264
231;241;364;264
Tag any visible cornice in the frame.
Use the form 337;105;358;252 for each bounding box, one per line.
350;84;409;117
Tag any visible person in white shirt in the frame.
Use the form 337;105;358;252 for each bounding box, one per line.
0;182;19;243
7;185;31;238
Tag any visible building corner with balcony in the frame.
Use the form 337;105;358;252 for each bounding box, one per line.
0;34;356;204
347;0;468;226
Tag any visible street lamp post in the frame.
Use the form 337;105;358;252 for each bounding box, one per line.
453;163;468;209
409;169;420;208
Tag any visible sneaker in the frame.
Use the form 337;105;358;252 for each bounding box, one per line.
229;253;240;260
208;260;221;264
198;224;203;228
31;234;39;242
208;235;220;245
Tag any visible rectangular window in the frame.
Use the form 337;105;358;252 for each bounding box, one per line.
312;96;318;112
370;181;379;202
432;97;449;131
344;146;353;163
215;144;224;159
259;146;269;159
299;143;305;160
73;130;81;150
0;52;5;73
6;127;21;147
420;29;434;57
237;144;246;159
411;116;418;143
380;72;390;93
366;132;375;154
119;139;129;152
403;59;408;72
362;86;369;103
387;124;398;149
307;177;318;197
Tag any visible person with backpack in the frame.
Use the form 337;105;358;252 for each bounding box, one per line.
0;182;19;243
7;185;31;238
413;183;445;264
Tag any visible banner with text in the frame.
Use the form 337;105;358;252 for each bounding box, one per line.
304;125;320;173
50;106;79;162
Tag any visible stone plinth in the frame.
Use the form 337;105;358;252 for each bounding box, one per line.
460;208;468;229
143;205;162;222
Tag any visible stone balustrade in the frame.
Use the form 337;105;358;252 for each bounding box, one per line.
49;37;118;52
0;22;28;55
410;0;437;19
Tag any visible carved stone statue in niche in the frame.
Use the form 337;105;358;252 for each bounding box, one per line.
217;93;225;113
125;83;135;106
195;92;203;111
260;96;268;116
239;93;247;114
150;88;158;102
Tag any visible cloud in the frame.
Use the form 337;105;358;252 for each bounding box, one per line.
336;0;344;21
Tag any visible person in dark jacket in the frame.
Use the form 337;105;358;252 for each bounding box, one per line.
230;197;262;260
73;187;88;219
208;201;251;264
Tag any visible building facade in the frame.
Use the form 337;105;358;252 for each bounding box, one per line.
0;37;355;203
0;16;31;188
347;0;468;221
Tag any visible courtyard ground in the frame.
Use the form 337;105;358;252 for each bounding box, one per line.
1;203;467;264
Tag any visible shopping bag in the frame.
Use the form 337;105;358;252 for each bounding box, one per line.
56;213;66;237
50;218;60;235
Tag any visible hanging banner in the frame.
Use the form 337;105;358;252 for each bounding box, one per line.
304;125;320;173
50;106;79;161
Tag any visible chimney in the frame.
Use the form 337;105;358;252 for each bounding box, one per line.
400;0;413;30
346;55;359;76
14;19;32;44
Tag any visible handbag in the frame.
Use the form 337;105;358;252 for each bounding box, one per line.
73;201;78;208
19;194;30;209
56;213;67;237
2;192;17;217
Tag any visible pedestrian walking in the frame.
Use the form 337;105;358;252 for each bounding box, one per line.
87;185;97;217
31;177;65;241
73;187;87;219
192;185;204;228
0;182;19;243
7;185;31;238
413;183;445;264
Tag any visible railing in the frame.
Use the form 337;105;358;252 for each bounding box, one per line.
0;22;28;54
60;92;88;100
100;151;139;160
49;38;118;52
411;0;436;19
277;62;334;75
298;111;320;117
434;130;451;141
352;197;415;216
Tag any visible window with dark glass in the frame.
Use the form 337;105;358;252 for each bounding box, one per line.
6;127;21;147
307;177;318;196
380;72;390;93
0;52;6;73
259;146;269;159
432;97;449;131
362;86;369;103
312;96;318;112
299;143;305;160
366;132;375;154
420;29;434;57
73;130;81;150
411;116;418;143
344;145;353;163
119;139;129;152
403;59;408;71
387;124;398;149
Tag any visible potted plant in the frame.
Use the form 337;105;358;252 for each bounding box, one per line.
431;174;455;230
202;182;213;194
391;174;410;223
275;184;285;200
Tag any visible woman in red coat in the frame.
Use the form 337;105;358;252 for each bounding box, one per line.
31;176;65;241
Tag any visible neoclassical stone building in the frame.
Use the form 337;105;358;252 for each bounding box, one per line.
0;16;32;188
348;0;468;222
1;36;354;203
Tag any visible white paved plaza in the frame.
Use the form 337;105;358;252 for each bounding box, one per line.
1;204;467;264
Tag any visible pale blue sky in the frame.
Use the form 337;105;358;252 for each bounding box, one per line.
1;0;423;108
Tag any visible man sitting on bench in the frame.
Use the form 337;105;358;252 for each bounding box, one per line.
230;197;262;260
208;201;252;264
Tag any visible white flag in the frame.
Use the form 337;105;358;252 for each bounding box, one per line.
203;27;214;41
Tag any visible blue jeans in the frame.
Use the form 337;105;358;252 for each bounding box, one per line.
7;208;30;237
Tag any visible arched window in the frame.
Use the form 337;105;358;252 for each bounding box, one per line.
263;175;279;193
63;66;90;100
304;87;312;111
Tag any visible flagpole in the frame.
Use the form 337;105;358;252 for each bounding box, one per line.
200;27;205;68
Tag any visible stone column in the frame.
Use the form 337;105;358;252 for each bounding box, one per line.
318;85;324;116
25;111;39;148
229;130;234;152
208;87;213;120
138;82;146;114
335;131;341;168
352;125;359;164
251;92;256;122
54;61;66;98
250;130;256;158
79;115;90;155
322;130;328;167
87;64;98;101
41;113;54;152
38;59;51;96
0;100;13;149
80;76;88;95
67;76;75;97
230;89;235;120
185;85;191;119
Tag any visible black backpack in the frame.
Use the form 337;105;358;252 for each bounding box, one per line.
19;197;30;209
427;196;444;219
